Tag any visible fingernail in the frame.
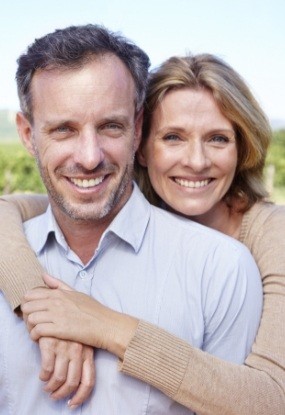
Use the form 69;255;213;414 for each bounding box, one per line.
68;400;78;410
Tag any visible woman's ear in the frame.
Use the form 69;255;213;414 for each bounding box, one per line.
16;112;35;156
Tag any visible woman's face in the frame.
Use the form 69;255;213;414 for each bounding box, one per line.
138;88;238;222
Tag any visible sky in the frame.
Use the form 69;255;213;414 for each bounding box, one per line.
1;0;285;124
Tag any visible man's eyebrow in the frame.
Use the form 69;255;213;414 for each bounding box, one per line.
43;119;71;127
99;114;130;124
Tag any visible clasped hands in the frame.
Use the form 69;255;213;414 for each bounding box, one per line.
21;274;138;409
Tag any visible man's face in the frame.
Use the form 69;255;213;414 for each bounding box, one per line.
17;54;142;225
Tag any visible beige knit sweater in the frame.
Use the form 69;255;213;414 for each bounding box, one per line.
0;196;284;415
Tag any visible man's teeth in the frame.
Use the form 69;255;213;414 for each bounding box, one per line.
175;178;210;188
70;176;104;188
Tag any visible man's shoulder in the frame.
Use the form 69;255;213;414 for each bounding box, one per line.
130;185;236;247
148;205;260;297
149;204;245;250
146;204;255;273
24;210;48;234
24;211;47;226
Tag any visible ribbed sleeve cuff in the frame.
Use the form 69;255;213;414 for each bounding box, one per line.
119;320;190;397
0;251;45;310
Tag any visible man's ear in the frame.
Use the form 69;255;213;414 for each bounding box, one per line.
16;112;35;156
133;109;144;152
136;142;148;167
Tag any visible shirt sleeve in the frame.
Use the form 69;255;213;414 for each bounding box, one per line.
0;195;48;310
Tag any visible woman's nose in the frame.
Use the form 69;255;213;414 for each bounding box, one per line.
180;140;211;172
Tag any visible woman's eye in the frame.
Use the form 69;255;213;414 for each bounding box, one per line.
210;135;230;143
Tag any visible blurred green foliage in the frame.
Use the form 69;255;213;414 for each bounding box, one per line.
265;129;285;187
0;130;284;202
0;143;45;194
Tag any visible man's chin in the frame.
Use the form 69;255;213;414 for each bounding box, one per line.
57;200;113;222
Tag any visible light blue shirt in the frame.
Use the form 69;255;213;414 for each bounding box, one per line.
0;184;263;415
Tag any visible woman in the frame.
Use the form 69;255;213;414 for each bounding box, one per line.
1;54;285;414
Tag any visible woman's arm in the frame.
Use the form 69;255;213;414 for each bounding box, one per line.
121;321;283;415
120;204;285;415
1;193;48;221
0;194;48;309
3;198;285;414
23;252;284;414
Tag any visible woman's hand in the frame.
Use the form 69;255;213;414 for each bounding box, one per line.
22;274;139;359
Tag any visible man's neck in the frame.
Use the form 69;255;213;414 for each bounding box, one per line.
48;183;134;263
63;221;108;264
52;211;115;264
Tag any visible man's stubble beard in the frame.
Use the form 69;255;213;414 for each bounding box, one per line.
33;143;136;223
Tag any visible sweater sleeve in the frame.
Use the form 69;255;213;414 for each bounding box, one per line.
120;204;285;415
0;194;48;310
122;321;284;414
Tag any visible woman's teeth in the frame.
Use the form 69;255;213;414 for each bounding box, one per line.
175;178;210;188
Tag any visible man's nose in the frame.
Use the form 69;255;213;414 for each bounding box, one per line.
74;131;104;170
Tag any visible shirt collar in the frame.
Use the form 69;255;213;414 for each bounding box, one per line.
25;182;151;255
24;205;69;255
102;182;151;253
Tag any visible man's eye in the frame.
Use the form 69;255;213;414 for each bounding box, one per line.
100;122;124;137
104;123;122;130
49;125;72;135
163;134;181;142
55;126;72;133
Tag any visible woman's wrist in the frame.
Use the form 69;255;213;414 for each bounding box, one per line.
107;311;139;359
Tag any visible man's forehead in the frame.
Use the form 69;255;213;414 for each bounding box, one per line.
30;57;136;108
30;64;137;123
31;55;135;105
32;53;133;84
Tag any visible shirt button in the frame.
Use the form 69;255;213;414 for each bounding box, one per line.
79;270;87;278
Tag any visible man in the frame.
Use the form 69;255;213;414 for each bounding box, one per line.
0;24;262;414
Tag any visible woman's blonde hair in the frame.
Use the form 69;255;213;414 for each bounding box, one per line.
135;53;272;211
